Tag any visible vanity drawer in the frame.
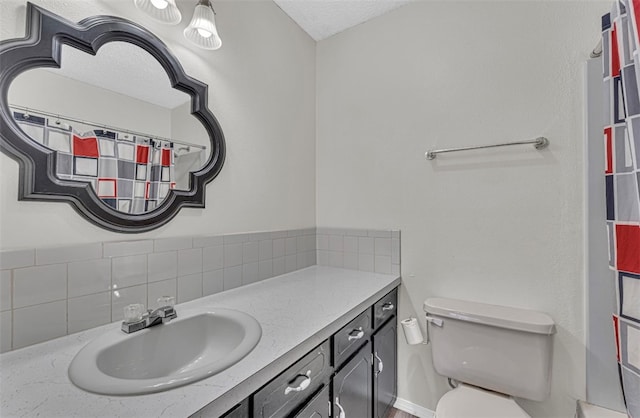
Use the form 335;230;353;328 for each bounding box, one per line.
373;289;397;330
333;308;372;369
220;398;249;418
253;340;332;418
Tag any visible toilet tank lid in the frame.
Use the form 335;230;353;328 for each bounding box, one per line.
423;298;556;335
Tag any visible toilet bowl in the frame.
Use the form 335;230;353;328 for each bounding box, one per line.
423;298;556;417
435;384;530;418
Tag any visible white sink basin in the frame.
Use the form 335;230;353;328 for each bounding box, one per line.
68;308;262;395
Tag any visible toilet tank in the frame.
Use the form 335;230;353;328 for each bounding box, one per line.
423;298;556;402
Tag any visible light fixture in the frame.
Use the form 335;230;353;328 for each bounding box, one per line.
183;0;222;50
134;0;182;25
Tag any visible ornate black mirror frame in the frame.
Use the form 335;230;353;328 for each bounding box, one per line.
0;3;226;233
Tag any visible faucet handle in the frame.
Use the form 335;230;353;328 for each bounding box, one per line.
123;303;145;323
156;296;175;308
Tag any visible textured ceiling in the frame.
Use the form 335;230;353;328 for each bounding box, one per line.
273;0;413;41
50;40;189;110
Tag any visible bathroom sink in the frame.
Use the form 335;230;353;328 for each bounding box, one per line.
68;308;262;395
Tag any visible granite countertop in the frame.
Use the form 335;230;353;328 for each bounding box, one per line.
0;266;400;418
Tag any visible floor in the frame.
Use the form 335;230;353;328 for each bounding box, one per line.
387;407;420;418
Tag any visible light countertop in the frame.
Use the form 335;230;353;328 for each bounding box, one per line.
0;266;400;418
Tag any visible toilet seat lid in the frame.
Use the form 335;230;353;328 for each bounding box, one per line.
435;384;531;418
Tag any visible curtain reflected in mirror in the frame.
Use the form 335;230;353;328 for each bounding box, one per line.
7;41;210;214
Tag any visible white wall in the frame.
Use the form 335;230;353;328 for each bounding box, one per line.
316;1;610;417
0;0;316;249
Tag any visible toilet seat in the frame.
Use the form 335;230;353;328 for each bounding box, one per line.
435;384;531;418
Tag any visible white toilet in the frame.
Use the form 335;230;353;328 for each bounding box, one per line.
423;298;557;418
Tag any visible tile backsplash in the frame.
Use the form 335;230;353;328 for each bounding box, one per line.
0;227;400;353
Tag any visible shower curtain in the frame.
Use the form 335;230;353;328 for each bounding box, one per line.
602;2;640;417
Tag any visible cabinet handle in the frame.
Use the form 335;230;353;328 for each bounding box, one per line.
284;370;311;395
347;327;364;341
382;302;394;311
374;351;384;376
335;397;346;418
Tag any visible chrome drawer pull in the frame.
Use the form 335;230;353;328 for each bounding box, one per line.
284;370;311;395
381;302;394;311
374;351;383;376
347;327;364;341
335;397;346;418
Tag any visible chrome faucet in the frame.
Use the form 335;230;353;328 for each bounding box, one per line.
121;297;177;334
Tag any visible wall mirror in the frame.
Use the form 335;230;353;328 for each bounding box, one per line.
0;3;226;232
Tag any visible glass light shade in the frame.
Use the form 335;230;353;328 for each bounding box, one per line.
183;2;222;50
134;0;182;25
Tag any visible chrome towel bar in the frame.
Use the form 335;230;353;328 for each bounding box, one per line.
425;136;549;160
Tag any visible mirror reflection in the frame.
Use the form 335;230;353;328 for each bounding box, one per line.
7;41;210;214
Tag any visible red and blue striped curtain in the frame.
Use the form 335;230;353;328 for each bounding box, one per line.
602;1;640;416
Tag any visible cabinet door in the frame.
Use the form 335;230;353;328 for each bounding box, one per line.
332;341;373;418
293;385;330;418
372;318;397;418
220;398;250;418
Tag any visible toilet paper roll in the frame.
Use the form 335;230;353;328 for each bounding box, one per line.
401;317;424;345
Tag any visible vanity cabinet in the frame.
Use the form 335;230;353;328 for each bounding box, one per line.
220;287;398;418
332;341;374;418
293;385;331;418
372;318;397;418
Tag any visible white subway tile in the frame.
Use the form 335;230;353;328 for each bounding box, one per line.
0;270;11;311
374;238;392;256
317;250;329;266
178;248;203;276
154;237;192;253
358;254;374;272
273;239;285;258
203;269;223;296
68;259;111;298
68;292;110;334
285;255;297;273
242;262;259;285
306;235;316;251
258;260;273;280
177;273;203;304
103;240;153;258
344;228;368;237
344;253;358;270
224;244;243;268
368;230;392;238
391;264;400;276
296;253;307;270
36;243;102;265
0;310;11;353
0;249;34;270
203;245;224;272
344;236;358;253
273;257;285;276
148;279;177;309
112;255;147;289
223;233;248;244
112;284;147;322
328;251;343;268
243;242;259;263
329;235;344;252
259;240;273;261
358;237;374;255
285;237;297;256
391;238;400;264
271;230;288;239
306;251;316;266
296;236;308;252
13;300;66;349
223;266;242;290
193;235;223;248
13;264;67;308
147;251;177;282
316;235;328;250
374;255;392;274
